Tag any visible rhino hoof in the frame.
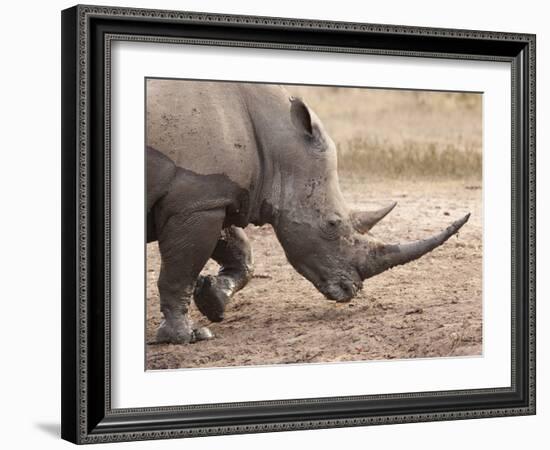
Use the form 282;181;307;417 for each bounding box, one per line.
155;320;194;344
194;275;229;322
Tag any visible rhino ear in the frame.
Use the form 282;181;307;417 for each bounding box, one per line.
290;97;313;136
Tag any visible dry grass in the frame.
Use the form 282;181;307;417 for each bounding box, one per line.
286;86;482;179
337;138;482;179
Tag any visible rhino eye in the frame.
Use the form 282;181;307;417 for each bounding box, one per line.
321;216;342;240
326;215;342;227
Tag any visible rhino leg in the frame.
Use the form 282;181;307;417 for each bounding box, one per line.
155;209;226;344
194;226;253;322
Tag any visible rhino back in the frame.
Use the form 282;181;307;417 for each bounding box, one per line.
146;79;260;190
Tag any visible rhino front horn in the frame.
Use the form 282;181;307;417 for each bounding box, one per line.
351;201;397;234
358;213;470;280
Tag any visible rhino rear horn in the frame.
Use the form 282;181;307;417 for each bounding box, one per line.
359;213;470;280
351;201;397;234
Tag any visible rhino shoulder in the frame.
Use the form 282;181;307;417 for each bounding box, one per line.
147;146;177;211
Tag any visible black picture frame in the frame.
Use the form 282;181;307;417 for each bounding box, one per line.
61;4;536;444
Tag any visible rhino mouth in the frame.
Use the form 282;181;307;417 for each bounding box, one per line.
320;277;362;302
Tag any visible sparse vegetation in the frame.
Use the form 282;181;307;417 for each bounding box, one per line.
337;138;482;179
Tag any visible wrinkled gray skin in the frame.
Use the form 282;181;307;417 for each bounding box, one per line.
146;80;470;344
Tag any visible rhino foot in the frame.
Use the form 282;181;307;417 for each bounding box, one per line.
156;318;214;344
194;275;232;322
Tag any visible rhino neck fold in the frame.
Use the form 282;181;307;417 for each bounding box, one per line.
247;163;284;227
245;130;285;227
241;94;283;228
251;168;285;228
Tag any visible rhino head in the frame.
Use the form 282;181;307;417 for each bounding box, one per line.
266;96;469;302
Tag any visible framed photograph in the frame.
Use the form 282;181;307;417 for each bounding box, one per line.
61;5;536;444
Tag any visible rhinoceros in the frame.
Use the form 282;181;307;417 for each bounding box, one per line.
146;79;470;344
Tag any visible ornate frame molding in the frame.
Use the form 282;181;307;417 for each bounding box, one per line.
61;5;536;444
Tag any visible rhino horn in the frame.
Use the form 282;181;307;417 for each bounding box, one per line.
358;213;470;280
351;201;397;234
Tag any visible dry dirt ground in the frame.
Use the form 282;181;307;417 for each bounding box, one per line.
146;178;482;370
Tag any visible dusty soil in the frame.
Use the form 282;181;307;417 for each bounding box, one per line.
146;178;482;370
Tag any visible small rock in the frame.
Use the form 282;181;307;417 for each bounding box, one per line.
193;327;214;342
253;273;272;279
404;307;423;315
